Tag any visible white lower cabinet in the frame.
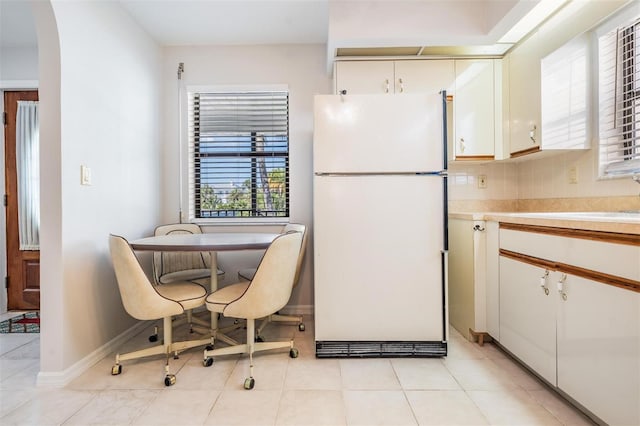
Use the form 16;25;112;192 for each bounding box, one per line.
556;274;640;426
448;218;487;340
499;256;557;384
498;225;640;425
485;221;500;339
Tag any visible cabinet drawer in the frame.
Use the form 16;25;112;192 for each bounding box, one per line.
500;228;568;262
500;227;640;282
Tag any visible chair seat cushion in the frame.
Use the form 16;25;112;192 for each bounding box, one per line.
156;282;207;310
205;281;250;313
159;268;224;284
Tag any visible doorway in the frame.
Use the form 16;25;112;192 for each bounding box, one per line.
3;90;40;310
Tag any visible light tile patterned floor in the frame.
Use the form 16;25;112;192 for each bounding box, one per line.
0;313;595;425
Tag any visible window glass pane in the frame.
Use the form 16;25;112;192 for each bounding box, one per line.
598;17;640;176
188;91;289;219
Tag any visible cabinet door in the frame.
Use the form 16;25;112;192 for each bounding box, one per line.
453;59;495;159
448;218;475;339
485;221;499;339
557;274;640;426
499;256;557;384
335;61;394;94
509;30;542;155
394;60;455;95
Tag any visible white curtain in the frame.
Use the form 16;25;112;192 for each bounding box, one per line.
16;101;40;250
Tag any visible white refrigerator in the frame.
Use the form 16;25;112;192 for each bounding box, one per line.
313;93;449;357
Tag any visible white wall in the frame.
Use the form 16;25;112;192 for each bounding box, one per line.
34;0;163;379
162;44;331;312
0;46;38;82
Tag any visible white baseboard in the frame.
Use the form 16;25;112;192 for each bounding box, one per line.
36;321;148;388
280;304;314;316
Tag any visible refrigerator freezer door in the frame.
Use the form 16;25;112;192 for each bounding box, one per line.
313;94;444;174
314;175;445;341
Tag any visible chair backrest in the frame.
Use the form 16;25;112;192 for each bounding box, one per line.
152;223;210;284
283;223;308;288
109;234;185;320
224;231;303;320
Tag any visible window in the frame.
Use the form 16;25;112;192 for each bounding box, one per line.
598;15;640;176
187;89;289;220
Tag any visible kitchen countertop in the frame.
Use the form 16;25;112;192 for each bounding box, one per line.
449;211;640;235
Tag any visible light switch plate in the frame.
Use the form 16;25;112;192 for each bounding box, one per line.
81;165;92;185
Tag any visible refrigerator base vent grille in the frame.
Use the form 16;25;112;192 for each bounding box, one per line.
315;341;447;358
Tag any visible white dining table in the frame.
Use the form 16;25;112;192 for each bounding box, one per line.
130;232;280;345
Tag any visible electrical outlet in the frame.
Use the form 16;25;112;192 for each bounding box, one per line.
478;175;487;189
568;166;578;184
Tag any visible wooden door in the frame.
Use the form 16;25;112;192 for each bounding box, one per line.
4;90;40;310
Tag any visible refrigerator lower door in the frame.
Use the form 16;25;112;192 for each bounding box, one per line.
314;175;446;356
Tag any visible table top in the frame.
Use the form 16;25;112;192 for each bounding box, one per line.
130;232;280;252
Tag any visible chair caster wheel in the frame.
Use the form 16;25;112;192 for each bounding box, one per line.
298;323;305;332
255;335;264;343
164;374;176;386
149;334;158;342
205;344;214;351
203;357;214;367
289;348;299;358
111;364;122;375
244;377;255;390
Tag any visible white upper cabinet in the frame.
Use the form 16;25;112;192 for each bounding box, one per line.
394;60;455;95
335;60;454;95
505;1;625;159
335;59;505;161
335;61;395;94
508;30;543;156
453;59;502;160
540;33;591;151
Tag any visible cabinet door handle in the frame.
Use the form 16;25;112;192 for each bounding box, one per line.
529;125;537;144
398;78;404;93
459;138;466;154
557;273;567;300
540;270;549;295
385;79;389;93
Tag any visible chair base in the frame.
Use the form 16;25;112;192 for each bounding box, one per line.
203;318;298;389
256;313;305;340
112;316;213;386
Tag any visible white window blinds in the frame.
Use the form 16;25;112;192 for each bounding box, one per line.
598;17;640;176
541;33;590;150
187;90;289;219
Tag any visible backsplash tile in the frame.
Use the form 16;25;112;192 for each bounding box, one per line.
448;149;640;213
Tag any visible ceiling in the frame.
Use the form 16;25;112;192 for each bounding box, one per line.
0;0;552;57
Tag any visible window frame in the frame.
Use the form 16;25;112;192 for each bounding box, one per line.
595;5;640;178
183;85;291;225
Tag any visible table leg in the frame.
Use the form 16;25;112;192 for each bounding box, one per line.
210;251;218;331
210;252;240;346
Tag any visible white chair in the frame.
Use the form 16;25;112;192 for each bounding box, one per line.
203;231;303;390
237;223;307;338
153;223;224;286
151;223;224;338
108;234;213;386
